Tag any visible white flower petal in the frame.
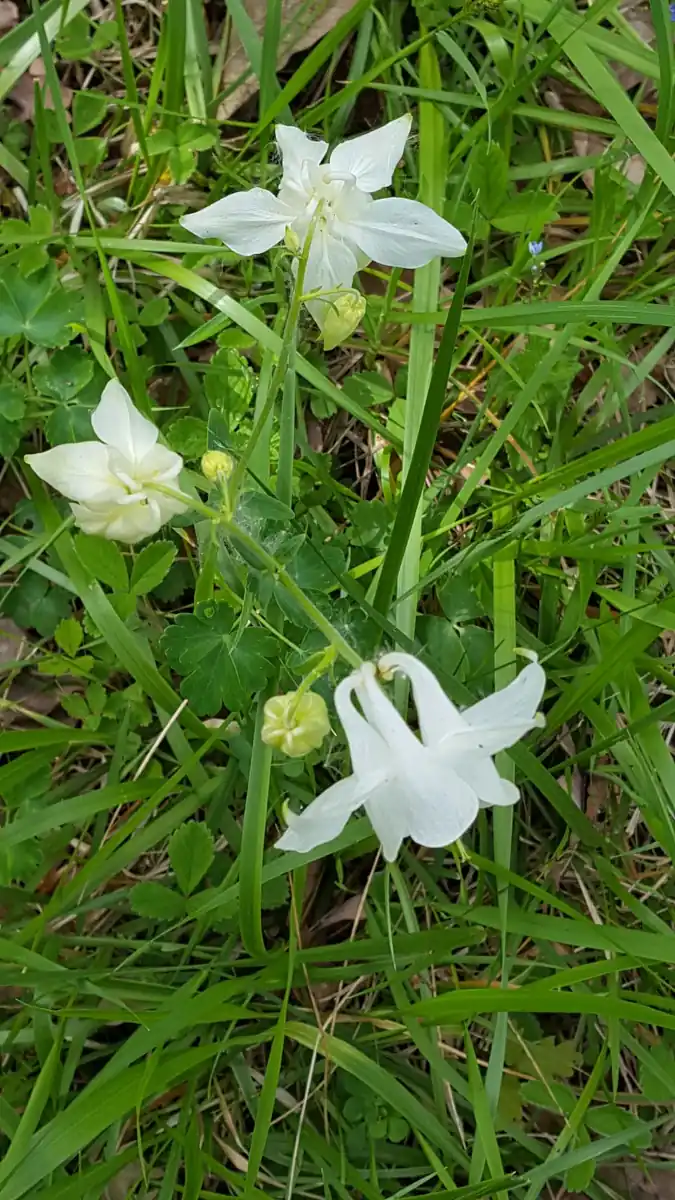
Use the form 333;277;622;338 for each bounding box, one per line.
91;380;158;463
151;487;189;521
69;501;117;538
403;754;479;849
340;197;467;268
353;662;422;753
329;114;412;193
275;775;365;854
302;228;358;328
452;753;520;809
135;442;185;486
461;661;546;754
71;494;166;543
379;651;467;747
364;780;411;862
180;188;294;255
25;443;121;504
334;673;390;779
352;664;479;852
275;124;328;182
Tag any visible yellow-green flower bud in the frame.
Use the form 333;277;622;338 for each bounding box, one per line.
201;450;235;482
261;690;330;758
322;290;366;351
284;226;301;254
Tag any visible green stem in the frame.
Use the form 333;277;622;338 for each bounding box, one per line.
277;326;296;507
229;211;321;503
240;697;272;958
288;645;337;719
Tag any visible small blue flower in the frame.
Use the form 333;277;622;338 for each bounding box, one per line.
670;1;675;21
528;239;544;256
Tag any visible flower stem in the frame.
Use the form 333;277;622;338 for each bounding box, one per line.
228;210;321;505
288;644;337;719
277;324;296;508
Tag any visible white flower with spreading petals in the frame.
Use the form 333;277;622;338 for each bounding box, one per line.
275;652;545;861
180;116;467;326
25;380;188;544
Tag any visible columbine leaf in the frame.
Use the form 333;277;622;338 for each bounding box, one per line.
162;601;277;716
0;376;26;421
205;347;254;423
289;541;346;592
3;573;71;637
506;1036;581;1082
0;264;79;347
166;416;208;459
0;416;21;457
45;403;95;446
34;346;94;401
168;822;215;896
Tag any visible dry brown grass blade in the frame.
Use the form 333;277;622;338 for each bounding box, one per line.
217;0;360;119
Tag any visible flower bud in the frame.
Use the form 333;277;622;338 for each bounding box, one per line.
284;226;301;254
322;290;366;351
201;450;235;482
261;690;330;758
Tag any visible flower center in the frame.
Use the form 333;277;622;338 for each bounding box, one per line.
108;463;156;509
113;468;147;496
301;161;357;225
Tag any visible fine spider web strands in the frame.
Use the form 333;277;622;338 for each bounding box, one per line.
0;0;674;1196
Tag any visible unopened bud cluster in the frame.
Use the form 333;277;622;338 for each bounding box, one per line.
261;690;330;758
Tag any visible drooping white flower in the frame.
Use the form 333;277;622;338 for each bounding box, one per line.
275;653;545;862
25;380;187;544
180;116;466;327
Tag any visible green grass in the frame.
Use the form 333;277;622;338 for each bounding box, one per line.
1;0;675;1196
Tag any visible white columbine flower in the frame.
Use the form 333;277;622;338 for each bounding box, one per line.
180;116;466;327
276;652;545;862
25;380;188;544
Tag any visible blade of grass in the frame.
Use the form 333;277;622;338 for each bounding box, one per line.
477;493;516;1182
390;38;448;648
372;229;474;614
239;700;273;958
465;1031;505;1194
244;912;296;1195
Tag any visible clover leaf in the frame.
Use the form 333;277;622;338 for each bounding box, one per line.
162;601;277;716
